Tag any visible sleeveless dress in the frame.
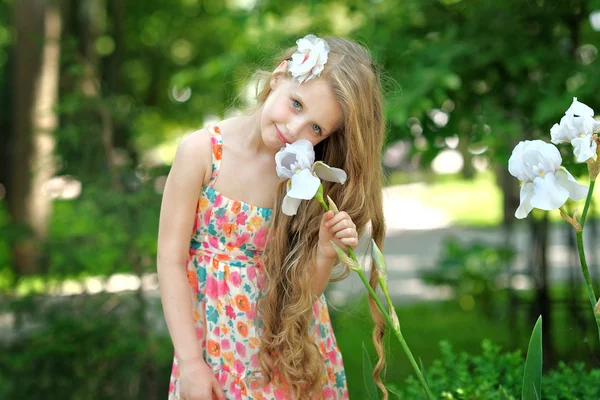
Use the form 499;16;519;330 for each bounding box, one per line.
167;125;349;399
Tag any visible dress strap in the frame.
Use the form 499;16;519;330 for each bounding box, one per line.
207;125;223;188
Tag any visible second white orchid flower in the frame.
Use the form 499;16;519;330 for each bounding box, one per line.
275;139;347;216
550;97;600;163
508;140;588;219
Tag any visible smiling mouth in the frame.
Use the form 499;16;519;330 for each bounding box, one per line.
275;125;290;144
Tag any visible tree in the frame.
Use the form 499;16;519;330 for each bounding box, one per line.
9;0;62;274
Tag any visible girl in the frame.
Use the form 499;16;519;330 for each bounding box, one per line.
157;35;387;400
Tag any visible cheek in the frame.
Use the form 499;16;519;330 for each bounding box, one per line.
267;93;290;119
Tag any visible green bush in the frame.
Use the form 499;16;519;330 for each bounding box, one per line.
399;341;600;399
0;293;173;400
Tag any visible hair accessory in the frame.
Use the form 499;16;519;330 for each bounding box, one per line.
288;34;330;85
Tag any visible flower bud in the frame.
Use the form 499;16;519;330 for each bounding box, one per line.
371;239;388;291
327;195;339;214
595;298;600;318
586;155;600;181
330;241;360;271
391;308;400;332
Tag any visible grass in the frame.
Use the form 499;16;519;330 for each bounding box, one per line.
385;169;600;228
332;299;511;398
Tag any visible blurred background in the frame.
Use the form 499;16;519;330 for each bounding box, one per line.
1;0;600;398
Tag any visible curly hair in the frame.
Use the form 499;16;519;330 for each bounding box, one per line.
254;37;388;399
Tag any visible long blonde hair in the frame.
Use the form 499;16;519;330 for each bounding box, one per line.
256;37;387;399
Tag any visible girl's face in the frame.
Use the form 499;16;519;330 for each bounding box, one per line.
260;72;343;152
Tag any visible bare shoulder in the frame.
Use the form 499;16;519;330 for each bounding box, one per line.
173;127;213;187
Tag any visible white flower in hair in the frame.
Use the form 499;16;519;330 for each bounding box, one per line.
288;34;330;85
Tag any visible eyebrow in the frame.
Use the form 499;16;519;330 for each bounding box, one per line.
292;91;332;135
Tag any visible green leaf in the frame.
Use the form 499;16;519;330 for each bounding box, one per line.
362;342;379;400
522;316;542;400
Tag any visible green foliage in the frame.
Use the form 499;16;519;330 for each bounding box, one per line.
41;169;162;280
402;340;524;398
399;341;600;399
543;362;600;399
522;316;543;400
421;236;514;311
0;293;172;400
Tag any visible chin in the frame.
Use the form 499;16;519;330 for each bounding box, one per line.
260;128;280;150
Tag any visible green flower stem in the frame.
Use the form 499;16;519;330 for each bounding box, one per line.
318;198;433;399
575;230;600;340
580;180;596;226
351;257;434;399
574;179;600;341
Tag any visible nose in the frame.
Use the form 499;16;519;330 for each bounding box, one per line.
285;116;303;138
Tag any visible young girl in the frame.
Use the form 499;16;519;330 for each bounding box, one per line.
157;35;387;400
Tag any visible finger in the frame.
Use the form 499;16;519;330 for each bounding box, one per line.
329;218;354;234
339;236;359;248
321;210;335;224
327;213;356;231
324;211;348;226
335;227;356;239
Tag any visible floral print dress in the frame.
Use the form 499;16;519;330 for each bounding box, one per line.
168;125;349;399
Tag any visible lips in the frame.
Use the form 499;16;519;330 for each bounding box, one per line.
275;125;290;144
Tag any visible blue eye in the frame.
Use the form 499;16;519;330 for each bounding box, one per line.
311;124;322;134
292;100;302;110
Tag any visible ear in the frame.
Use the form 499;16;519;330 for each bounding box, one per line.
270;60;289;90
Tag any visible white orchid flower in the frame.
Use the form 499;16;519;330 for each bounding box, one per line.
275;139;347;216
550;97;600;163
508;140;588;219
288;34;330;85
275;140;314;178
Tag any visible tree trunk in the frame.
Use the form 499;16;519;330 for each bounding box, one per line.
530;212;553;365
10;0;62;275
0;45;11;192
458;130;474;179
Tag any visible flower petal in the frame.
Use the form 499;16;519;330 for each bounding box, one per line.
508;140;562;181
287;169;321;200
275;153;297;178
288;34;330;85
555;168;588;201
567;97;594;117
550;119;571;144
290;139;316;166
282;194;302;216
515;182;535;219
312;161;347;184
530;173;569;211
571;135;597;163
274;139;315;178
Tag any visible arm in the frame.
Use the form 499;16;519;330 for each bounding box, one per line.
313;210;359;297
157;129;212;363
312;249;338;297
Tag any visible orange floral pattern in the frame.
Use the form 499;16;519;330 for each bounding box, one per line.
168;125;348;399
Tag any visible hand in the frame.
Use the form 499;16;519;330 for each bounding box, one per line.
179;358;225;400
317;210;358;260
